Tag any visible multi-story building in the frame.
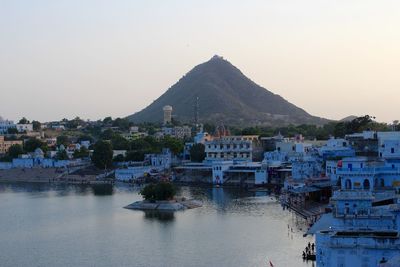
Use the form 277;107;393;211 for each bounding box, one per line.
162;126;192;139
319;138;355;159
291;156;323;180
205;136;256;162
336;157;400;192
0;136;23;155
0;117;16;134
16;124;33;133
312;190;400;267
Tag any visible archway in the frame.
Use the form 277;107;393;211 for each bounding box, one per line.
363;179;370;190
345;179;352;190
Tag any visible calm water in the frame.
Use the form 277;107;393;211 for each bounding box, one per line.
0;183;314;267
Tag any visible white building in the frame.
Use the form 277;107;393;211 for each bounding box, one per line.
0;117;16;134
115;166;152;181
16;124;33;133
205;136;255;162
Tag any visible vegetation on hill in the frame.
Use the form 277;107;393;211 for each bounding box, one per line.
128;56;327;126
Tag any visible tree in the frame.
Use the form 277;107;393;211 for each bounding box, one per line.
91;141;113;169
100;129;115;140
140;182;176;201
32;120;41;131
8;144;24;159
111;134;130;150
24;138;47;152
190;143;205;162
125;151;146;162
18;117;29;124
77;134;94;143
162;136;183;155
56;150;69;160
112;118;131;131
73;147;89;159
103;117;113;124
113;154;125;162
7;127;18;134
57;135;70;146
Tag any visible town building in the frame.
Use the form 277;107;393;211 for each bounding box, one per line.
162;126;192;139
318;138;355;159
16;124;33;133
311;190;400;267
0;117;16;134
204;136;256;162
0;136;23;154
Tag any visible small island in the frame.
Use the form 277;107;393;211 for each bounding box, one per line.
124;182;202;211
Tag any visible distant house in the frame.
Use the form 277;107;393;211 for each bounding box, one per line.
0;117;16;134
0;136;23;155
16;124;33;133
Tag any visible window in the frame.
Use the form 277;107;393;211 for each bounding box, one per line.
391;148;395;154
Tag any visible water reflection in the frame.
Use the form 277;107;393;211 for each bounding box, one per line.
143;210;176;222
91;184;114;196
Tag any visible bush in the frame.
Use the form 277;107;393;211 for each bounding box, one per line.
140;182;176;201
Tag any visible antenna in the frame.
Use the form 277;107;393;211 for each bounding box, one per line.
194;96;199;125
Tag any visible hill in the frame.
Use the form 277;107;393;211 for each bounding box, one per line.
127;55;328;126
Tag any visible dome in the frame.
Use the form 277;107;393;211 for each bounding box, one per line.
163;105;173;111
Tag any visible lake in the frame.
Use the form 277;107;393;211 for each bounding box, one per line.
0;183;315;267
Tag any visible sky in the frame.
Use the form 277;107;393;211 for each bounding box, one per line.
1;0;399;123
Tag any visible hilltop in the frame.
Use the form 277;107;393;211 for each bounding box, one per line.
128;56;328;126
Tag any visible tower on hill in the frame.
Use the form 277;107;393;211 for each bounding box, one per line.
163;105;173;125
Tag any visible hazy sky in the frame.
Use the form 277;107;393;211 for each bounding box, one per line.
1;0;399;123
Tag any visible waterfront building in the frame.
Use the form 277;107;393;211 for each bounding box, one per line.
146;148;172;169
0;136;23;155
311;190;400;267
336;157;400;192
115;166;152;181
204;136;255;162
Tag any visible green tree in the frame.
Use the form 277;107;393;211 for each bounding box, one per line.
112;118;131;131
24;138;47;152
103;116;113;124
56;150;69;160
140;182;176;201
57;135;70;146
113;154;125;162
18;117;29;124
32;120;41;131
77;134;94;143
125;151;146;162
111;134;130;150
190;143;205;162
8;144;24;159
73;147;89;159
100;129;115;140
7;127;18;134
162;136;183;155
92;141;113;169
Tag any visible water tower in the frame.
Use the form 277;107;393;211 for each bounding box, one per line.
163;105;173;125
